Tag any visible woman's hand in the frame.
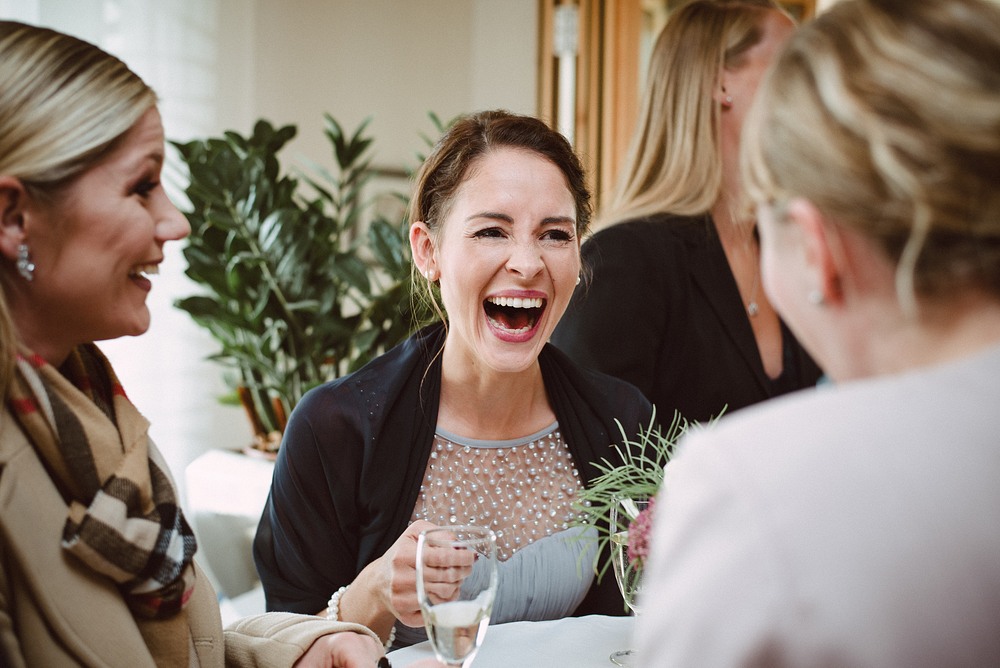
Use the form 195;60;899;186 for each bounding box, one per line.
415;530;476;608
343;521;476;634
379;520;438;627
293;630;383;667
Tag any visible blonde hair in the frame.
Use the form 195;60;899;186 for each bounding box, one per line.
742;0;1000;311
596;0;783;230
0;21;156;397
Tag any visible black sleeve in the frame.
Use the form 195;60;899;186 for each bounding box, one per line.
252;384;366;614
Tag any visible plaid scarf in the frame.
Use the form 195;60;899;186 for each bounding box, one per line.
7;344;198;623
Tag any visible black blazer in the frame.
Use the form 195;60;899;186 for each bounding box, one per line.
552;214;823;424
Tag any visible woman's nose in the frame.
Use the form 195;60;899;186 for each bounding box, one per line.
154;191;191;242
506;240;544;278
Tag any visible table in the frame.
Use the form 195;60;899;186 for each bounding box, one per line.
386;615;635;667
184;449;275;599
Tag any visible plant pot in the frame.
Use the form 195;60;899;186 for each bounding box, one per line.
237;386;285;460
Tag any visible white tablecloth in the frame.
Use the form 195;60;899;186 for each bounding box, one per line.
387;615;635;667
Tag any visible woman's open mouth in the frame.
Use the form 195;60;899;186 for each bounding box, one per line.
128;263;159;291
484;296;546;335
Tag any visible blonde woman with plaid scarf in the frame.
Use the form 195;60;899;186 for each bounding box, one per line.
0;21;436;668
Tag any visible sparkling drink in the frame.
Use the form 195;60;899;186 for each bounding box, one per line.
416;525;498;667
423;599;492;665
611;530;642;614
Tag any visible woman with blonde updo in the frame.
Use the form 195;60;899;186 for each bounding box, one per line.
0;20;412;668
636;0;1000;664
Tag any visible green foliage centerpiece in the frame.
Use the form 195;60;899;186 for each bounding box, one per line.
573;410;691;582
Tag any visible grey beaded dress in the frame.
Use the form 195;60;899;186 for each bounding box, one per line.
395;422;598;647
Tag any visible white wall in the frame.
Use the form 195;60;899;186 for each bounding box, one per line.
0;0;537;497
250;0;537;177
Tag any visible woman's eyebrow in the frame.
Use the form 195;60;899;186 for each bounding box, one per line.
466;211;513;223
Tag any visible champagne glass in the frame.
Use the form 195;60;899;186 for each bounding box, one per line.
609;496;649;667
416;525;498;667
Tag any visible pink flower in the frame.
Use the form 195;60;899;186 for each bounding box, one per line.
627;496;657;568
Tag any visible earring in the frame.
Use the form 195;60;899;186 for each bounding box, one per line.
724;95;733;106
16;242;34;282
576;275;581;286
808;289;825;306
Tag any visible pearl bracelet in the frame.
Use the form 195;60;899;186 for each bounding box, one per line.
326;585;397;649
326;586;348;621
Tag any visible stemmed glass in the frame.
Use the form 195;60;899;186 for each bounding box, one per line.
416;525;499;667
609;496;649;667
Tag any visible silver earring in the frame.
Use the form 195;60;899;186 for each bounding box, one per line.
725;95;733;105
576;275;581;286
808;289;825;306
16;242;34;282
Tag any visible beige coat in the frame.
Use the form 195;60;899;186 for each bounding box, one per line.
0;410;378;667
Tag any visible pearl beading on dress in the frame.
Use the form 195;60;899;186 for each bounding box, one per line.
411;426;584;562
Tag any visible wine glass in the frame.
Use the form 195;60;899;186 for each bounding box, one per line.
416;525;498;667
609;496;649;667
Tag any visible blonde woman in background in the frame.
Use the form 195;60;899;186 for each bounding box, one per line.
0;20;425;668
637;0;1000;664
552;0;822;424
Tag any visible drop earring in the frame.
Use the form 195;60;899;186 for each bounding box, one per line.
16;242;34;282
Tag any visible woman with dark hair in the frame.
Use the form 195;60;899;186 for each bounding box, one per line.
255;110;654;649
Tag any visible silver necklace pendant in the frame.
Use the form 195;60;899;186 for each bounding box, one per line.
747;301;759;317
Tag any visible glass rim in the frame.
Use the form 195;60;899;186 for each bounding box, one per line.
417;524;498;551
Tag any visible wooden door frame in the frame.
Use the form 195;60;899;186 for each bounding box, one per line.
537;0;643;210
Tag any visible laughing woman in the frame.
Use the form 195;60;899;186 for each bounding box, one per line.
254;111;654;648
0;21;395;668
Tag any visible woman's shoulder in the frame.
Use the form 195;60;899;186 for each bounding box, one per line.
294;323;444;416
588;213;711;245
583;213;713;264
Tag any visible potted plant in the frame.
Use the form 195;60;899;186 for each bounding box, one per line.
172;115;429;455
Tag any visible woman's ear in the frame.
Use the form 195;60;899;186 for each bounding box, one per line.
713;84;733;109
0;176;29;261
784;197;844;307
409;221;438;281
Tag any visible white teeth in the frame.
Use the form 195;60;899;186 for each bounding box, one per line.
487;296;543;309
131;264;159;278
